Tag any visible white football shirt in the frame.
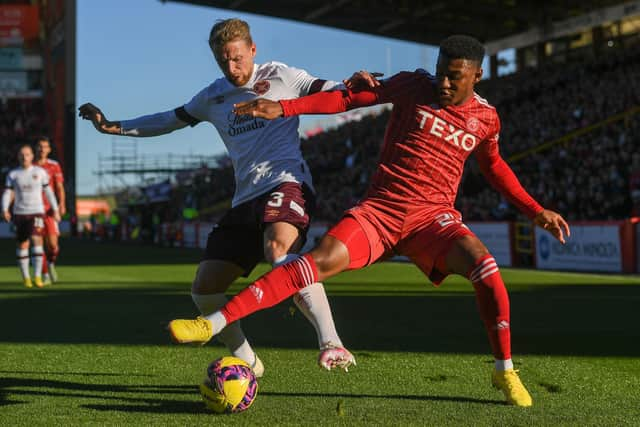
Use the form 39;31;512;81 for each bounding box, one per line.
4;166;50;215
183;62;339;207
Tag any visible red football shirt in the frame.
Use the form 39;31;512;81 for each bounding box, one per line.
38;159;64;212
281;70;542;218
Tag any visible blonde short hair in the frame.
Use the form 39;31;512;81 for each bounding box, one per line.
209;18;253;51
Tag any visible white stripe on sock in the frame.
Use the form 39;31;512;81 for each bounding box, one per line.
470;258;497;282
477;267;500;281
298;257;314;286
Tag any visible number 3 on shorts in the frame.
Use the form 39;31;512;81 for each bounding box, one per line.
267;191;285;208
34;217;44;228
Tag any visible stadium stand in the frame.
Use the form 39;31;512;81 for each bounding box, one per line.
92;39;640;240
0;98;48;182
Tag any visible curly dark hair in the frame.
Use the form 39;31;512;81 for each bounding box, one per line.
439;35;485;64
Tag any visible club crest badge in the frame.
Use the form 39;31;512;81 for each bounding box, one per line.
467;117;480;132
253;80;271;95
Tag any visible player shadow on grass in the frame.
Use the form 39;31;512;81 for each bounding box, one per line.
79;391;505;415
0;376;206;412
1;277;639;356
0;376;504;415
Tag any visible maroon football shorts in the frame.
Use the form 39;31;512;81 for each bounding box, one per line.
13;214;45;242
202;182;315;276
327;199;474;285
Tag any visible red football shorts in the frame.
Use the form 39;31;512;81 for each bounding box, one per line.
43;214;60;236
327;199;474;285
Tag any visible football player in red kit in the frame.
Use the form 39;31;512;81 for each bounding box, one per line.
35;137;66;283
169;35;570;407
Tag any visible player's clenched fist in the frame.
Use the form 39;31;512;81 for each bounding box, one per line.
2;210;10;222
343;71;383;90
78;103;122;134
233;99;283;120
534;209;571;244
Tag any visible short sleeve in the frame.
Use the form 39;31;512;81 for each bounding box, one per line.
280;65;329;97
376;70;434;105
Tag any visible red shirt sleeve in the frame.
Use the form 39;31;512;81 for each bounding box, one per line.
475;116;544;219
280;70;433;117
280;88;378;117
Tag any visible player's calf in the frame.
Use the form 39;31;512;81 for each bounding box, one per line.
468;254;511;365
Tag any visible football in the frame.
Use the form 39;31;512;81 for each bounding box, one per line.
199;356;258;413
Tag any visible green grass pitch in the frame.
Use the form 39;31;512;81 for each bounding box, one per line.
1;239;639;426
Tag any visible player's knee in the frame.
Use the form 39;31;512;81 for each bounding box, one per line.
263;239;293;264
191;273;225;294
447;235;490;275
310;236;349;277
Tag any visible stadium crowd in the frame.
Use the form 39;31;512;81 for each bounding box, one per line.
0;98;48;183
120;42;639;227
4;44;638;234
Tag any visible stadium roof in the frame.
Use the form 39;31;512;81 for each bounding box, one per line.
164;0;632;49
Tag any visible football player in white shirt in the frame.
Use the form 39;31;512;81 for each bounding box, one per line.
2;145;60;288
78;18;354;376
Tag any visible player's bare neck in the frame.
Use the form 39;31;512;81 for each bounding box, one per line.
453;92;474;107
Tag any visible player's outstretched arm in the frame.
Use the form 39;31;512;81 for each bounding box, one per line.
533;209;570;244
78;103;123;135
235;88;379;120
79;103;190;137
343;71;383;90
233;99;284;119
476;146;570;244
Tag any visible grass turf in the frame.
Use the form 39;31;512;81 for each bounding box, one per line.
0;239;639;426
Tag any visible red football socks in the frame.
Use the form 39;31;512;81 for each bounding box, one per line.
222;254;318;324
468;255;512;360
42;253;49;274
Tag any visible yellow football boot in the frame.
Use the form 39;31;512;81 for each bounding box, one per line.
492;369;533;407
34;277;45;288
23;277;33;288
168;316;213;345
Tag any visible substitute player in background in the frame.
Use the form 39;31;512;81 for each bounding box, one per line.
171;35;571;407
2;145;60;288
35;136;66;284
78;18;354;376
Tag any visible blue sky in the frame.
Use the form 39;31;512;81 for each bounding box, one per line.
76;0;463;195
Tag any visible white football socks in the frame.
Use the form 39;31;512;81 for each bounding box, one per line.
31;246;44;278
274;254;344;348
192;293;254;365
495;359;514;371
16;248;29;279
